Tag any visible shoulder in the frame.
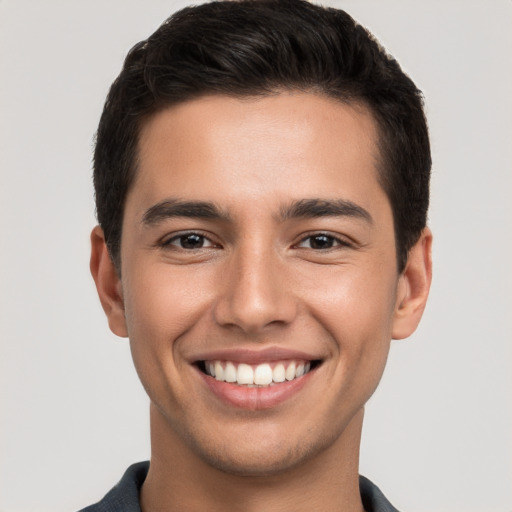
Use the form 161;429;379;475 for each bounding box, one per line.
77;461;149;512
359;475;400;512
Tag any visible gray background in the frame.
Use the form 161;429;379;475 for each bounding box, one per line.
1;1;511;511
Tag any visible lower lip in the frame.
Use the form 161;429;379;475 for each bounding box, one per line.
197;367;315;410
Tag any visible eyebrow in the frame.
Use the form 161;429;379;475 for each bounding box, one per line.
141;197;372;226
278;198;373;224
142;198;230;226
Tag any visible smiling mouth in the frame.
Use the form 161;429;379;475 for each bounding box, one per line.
197;359;322;387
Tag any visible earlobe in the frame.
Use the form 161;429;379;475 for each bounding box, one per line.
90;226;128;338
392;228;433;340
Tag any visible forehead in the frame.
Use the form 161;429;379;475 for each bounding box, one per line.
133;92;383;208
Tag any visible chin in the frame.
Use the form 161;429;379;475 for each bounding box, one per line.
195;445;311;477
185;423;338;478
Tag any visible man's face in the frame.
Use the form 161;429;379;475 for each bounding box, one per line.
111;93;411;474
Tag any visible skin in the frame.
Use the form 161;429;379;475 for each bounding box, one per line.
91;92;432;512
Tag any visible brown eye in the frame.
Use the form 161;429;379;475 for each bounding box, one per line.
297;233;350;250
308;235;335;249
179;234;205;249
165;233;215;250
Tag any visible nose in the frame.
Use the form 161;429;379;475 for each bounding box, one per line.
212;244;297;335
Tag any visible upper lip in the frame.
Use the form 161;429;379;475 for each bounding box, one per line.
190;346;322;365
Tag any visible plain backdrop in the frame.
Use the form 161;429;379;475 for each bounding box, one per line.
1;1;511;511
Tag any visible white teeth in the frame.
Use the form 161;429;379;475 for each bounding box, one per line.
224;361;237;382
237;363;254;385
254;363;273;385
205;359;314;386
214;361;224;381
285;362;296;381
272;363;286;383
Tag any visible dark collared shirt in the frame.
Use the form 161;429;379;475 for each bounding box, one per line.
78;461;400;512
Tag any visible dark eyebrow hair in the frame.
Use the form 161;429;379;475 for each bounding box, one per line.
278;198;373;223
142;198;230;225
142;197;372;226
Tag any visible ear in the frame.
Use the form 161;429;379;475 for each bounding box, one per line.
392;228;433;340
90;226;128;338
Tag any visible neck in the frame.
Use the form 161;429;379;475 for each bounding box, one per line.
141;405;366;512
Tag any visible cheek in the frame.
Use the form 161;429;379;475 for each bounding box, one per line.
308;262;397;333
305;264;398;381
123;262;212;337
121;265;212;398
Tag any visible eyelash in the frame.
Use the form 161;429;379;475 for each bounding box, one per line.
159;231;352;251
160;231;219;250
295;232;353;251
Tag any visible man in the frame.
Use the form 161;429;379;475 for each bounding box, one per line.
84;0;432;510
